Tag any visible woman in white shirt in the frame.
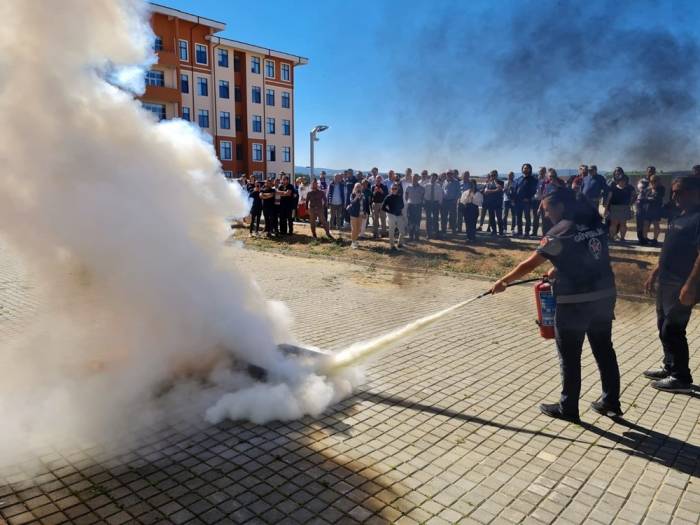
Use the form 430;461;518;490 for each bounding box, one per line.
460;179;483;242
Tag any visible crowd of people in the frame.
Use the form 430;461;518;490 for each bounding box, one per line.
237;164;700;250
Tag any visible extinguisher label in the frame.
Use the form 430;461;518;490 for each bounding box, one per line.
540;292;556;326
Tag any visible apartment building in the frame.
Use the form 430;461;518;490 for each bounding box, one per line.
141;3;308;179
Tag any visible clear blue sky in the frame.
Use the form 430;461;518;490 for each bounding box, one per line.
163;0;700;173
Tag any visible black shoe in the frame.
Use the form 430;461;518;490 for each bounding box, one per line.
643;368;670;380
590;399;623;418
539;403;580;423
650;377;693;393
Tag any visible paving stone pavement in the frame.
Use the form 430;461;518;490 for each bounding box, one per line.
1;241;699;525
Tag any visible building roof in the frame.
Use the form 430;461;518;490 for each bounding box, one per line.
150;3;226;30
149;3;308;65
207;36;309;66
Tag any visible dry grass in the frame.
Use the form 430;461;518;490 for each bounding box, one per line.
233;222;658;297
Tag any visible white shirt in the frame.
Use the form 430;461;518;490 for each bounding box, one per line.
424;182;444;203
460;190;483;206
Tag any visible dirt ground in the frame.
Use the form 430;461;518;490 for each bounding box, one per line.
232;222;658;298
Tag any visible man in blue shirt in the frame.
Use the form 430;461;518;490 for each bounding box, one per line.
513;163;538;237
581;164;609;212
442;170;461;235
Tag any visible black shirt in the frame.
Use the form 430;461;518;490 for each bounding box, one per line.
249;189;262;210
278;184;295;209
382;194;404;216
608;184;634;206
372;184;388;204
537;219;616;303
659;206;700;286
260;187;276;209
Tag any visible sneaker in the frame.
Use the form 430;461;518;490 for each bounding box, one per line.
590;399;623;418
539;403;580;423
650;377;693;393
351;242;358;250
643;368;670;380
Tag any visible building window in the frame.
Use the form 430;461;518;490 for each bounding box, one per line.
252;143;263;161
282;91;290;108
281;63;290;81
266;89;275;106
252;86;261;104
154;36;163;52
282;119;290;136
182;106;190;121
219;80;229;99
145;70;164;87
282;146;291;163
234;86;241;102
236;143;243;161
267;172;276;180
265;59;275;78
220;141;232;160
252;115;262;133
266;145;276;162
266;117;275;134
223;170;233;179
197;77;208;96
180;74;189;94
233;54;241;72
198;109;209;128
195;43;207;64
251;56;260;74
143;103;166;121
217;48;229;67
235;115;242;131
178;40;188;61
219;111;231;129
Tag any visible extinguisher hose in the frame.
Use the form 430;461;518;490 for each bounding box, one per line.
474;276;543;299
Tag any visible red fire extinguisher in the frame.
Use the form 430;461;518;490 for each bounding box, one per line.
535;278;556;339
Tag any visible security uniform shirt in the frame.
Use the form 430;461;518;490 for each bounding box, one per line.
261;187;276;211
536;219;616;303
658;206;700;287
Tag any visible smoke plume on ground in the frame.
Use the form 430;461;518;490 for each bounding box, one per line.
0;0;358;467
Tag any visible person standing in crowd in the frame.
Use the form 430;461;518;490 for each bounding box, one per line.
482;170;503;236
635;166;656;245
260;178;277;238
491;188;622;421
328;173;346;231
540;168;565;234
605;171;635;242
318;171;329;223
643;175;665;246
359;179;372;238
277;175;295;235
503;171;516;233
306;179;334;240
423;173;443;239
347;182;365;249
369;167;379;185
643;177;700;393
460;179;483;242
382;183;405;250
582;165;609;213
343;169;358;224
530;167;547;236
371;175;388;238
514;163;538;237
420;170;430;186
442;171;461;235
248;180;263;237
296;177;309;222
457;171;471;233
405;174;425;241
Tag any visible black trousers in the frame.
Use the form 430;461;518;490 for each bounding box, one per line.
279;206;293;235
263;207;276;235
554;296;621;415
503;201;515;231
407;204;422;240
441;199;457;233
488;206;504;235
636;209;647;243
464;203;479;240
424;202;440;238
249;208;262;233
531;199;540;236
656;283;694;383
515;200;532;235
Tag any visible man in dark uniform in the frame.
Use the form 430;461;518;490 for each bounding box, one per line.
643;177;700;392
491;189;622;421
260;178;277;238
277;175;295;235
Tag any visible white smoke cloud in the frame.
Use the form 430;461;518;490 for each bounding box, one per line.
0;0;359;466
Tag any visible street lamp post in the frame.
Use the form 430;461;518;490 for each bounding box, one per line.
309;125;329;179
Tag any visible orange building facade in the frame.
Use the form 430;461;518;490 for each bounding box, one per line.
141;3;308;179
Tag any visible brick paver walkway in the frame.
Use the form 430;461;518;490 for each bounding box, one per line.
1;242;698;524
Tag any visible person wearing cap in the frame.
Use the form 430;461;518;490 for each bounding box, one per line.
491;188;622;422
643;177;700;393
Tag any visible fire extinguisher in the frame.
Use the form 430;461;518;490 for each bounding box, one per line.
535;277;556;339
